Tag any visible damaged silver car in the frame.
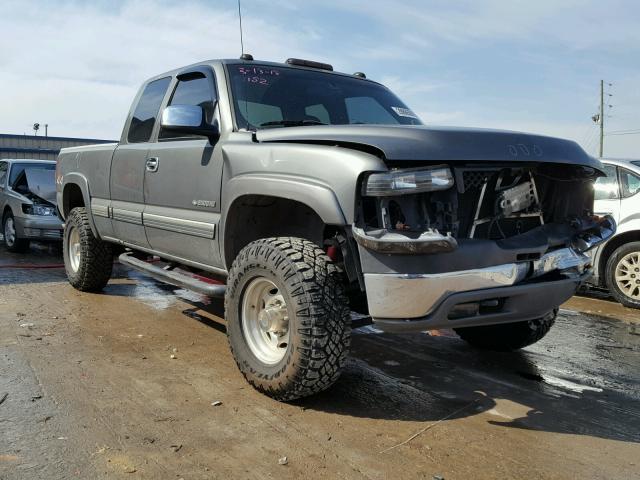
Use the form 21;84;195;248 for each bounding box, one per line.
0;159;62;252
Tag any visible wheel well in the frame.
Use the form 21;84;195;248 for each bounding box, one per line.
2;205;11;220
224;195;328;269
598;230;640;284
62;183;85;218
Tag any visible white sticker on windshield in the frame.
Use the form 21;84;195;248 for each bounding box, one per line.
391;107;419;119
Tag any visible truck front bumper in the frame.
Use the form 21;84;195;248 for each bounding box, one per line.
363;247;592;332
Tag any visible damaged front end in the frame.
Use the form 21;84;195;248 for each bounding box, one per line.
14;167;59;215
353;162;615;331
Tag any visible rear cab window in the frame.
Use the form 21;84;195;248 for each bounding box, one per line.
127;77;172;143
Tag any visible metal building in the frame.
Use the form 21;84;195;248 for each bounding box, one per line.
0;133;114;160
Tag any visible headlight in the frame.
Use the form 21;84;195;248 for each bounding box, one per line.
362;165;454;196
22;204;56;216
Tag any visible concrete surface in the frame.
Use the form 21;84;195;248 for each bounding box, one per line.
1;243;639;480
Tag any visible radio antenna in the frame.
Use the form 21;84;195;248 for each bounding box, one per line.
237;0;245;55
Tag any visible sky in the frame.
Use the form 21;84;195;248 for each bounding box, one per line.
1;0;639;157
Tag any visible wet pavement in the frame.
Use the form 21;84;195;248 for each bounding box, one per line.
1;243;639;479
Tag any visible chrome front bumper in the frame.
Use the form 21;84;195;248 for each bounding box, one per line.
365;247;592;331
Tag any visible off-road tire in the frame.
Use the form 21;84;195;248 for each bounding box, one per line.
2;211;30;253
225;237;351;401
64;207;113;292
454;309;557;351
605;241;640;309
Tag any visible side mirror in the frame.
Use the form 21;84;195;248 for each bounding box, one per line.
161;104;220;143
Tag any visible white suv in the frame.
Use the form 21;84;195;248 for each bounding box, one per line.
590;158;640;308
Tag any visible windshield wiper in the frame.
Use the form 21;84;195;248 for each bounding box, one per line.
260;119;327;128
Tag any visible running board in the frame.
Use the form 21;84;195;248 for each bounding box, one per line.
118;253;226;298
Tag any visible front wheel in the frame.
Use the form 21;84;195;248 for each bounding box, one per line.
63;207;113;292
225;237;351;401
3;211;29;253
605;241;640;309
454;310;557;351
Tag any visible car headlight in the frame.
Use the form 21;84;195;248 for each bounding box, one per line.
22;204;56;216
362;165;454;196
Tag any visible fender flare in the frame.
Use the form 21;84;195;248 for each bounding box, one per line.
222;174;347;225
220;173;347;265
60;173;100;238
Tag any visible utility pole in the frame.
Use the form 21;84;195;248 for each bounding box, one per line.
599;79;604;158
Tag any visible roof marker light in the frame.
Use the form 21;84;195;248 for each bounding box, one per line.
285;58;333;71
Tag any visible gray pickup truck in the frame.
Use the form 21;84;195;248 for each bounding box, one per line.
56;56;615;401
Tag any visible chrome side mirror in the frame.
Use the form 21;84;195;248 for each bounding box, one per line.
161;105;219;143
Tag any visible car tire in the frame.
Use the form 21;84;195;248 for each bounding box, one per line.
454;309;557;351
605;241;640;309
2;211;29;253
63;207;113;292
225;237;351;401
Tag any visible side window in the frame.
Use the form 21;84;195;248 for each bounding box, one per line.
345;96;398;124
160;74;216;139
620;168;640;198
127;77;171;143
0;162;7;186
594;164;619;201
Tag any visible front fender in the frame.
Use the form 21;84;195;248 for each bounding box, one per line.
617;213;640;235
222;173;347;226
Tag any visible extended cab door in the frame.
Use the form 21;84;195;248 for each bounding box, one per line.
109;77;172;248
143;67;224;268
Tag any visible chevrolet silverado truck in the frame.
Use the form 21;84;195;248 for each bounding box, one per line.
56;56;615;401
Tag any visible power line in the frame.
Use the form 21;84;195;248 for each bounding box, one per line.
605;131;640;136
607;128;640;134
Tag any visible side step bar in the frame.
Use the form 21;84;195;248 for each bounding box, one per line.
118;253;226;298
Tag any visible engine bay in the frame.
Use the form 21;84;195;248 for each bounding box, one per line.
358;163;600;246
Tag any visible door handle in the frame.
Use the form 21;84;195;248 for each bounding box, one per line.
146;157;159;172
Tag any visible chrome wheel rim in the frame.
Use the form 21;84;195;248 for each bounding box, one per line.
615;251;640;300
241;277;290;364
4;217;15;246
68;226;81;272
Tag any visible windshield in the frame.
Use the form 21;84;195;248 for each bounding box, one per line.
228;64;422;130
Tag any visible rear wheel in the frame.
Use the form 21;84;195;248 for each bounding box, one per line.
605;241;640;309
64;207;113;292
225;237;350;401
3;211;29;253
454;310;557;351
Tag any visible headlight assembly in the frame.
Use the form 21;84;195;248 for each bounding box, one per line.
363;165;453;196
22;203;56;216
